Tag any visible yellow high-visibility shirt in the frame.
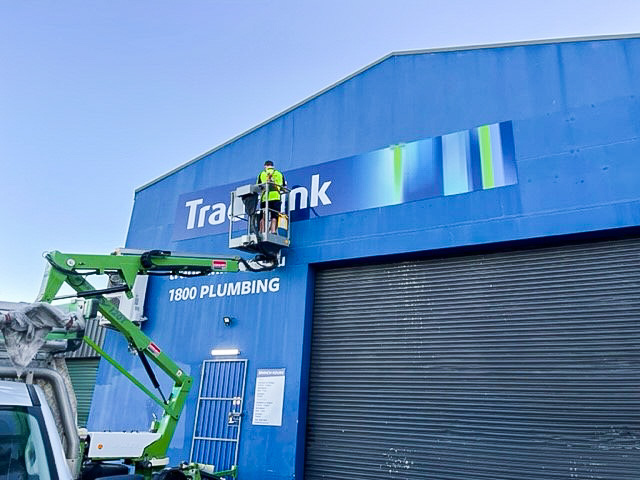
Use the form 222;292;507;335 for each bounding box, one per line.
257;168;285;202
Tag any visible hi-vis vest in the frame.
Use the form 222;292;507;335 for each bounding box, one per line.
257;168;284;202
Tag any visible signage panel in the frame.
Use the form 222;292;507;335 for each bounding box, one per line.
252;368;286;427
173;121;517;240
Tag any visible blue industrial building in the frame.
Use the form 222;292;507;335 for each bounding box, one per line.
89;35;640;479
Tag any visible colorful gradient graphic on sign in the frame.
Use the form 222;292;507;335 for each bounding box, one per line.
173;121;517;240
362;121;517;205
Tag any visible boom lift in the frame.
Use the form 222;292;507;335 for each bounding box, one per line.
23;249;275;480
1;182;291;480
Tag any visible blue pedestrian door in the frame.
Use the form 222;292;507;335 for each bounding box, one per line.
189;359;248;472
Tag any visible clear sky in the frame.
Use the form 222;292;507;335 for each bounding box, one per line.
1;0;638;302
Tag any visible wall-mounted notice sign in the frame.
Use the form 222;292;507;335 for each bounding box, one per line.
252;368;286;426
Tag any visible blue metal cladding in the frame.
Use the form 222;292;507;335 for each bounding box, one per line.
89;36;640;480
89;266;310;478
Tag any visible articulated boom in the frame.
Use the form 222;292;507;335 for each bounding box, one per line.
37;249;245;478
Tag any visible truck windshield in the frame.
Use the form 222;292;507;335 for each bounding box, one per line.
0;407;55;480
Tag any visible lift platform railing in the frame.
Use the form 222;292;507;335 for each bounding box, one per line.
228;182;291;255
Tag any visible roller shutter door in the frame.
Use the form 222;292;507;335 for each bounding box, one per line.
66;358;99;427
304;238;640;480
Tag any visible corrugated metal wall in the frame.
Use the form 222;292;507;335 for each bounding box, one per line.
305;237;640;479
65;317;106;359
66;358;99;427
65;316;104;427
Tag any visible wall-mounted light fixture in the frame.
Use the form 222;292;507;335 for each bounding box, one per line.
211;348;240;356
223;316;233;326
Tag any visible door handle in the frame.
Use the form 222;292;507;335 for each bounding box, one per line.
228;410;243;425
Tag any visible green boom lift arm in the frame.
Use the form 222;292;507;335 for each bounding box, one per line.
37;249;266;478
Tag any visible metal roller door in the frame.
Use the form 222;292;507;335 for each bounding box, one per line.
304;238;640;480
66;358;99;427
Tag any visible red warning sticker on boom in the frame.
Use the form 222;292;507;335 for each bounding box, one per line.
212;260;228;270
148;342;162;356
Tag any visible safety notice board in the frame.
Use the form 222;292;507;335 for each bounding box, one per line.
252;368;286;426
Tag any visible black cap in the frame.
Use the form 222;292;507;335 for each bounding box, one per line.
264;160;274;167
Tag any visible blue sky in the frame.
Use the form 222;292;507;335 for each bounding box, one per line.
1;0;639;302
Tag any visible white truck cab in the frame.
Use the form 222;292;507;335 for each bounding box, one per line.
0;379;73;480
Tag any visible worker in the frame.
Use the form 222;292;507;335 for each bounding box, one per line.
256;160;286;233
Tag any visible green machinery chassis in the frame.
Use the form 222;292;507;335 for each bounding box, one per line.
38;249;263;479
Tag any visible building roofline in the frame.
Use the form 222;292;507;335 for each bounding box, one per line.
136;32;640;193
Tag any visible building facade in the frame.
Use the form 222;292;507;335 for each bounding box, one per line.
89;35;640;479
